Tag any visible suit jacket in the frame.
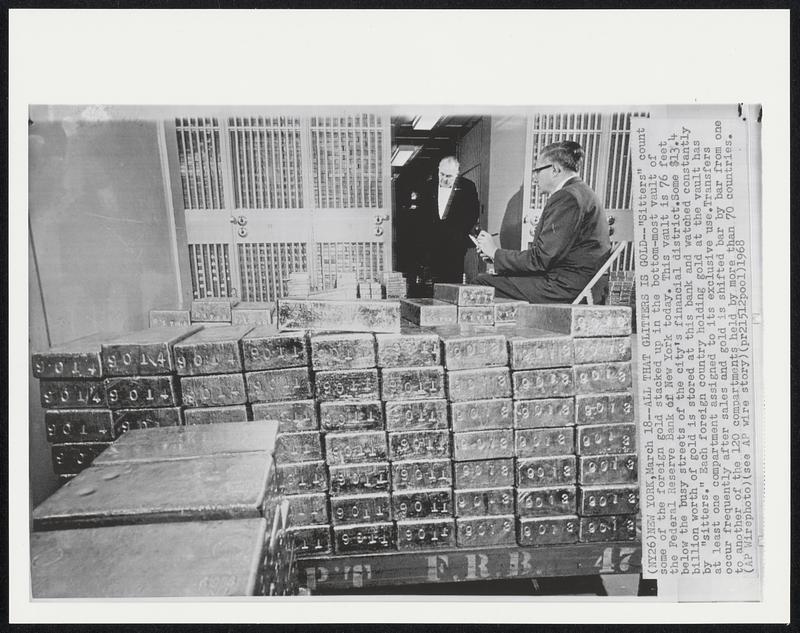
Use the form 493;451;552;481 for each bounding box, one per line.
418;174;480;279
493;177;611;300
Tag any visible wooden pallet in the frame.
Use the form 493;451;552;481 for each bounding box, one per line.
297;541;641;592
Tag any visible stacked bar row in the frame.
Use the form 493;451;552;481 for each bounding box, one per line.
278;325;455;557
519;304;638;545
32;295;404;478
150;297;275;328
400;283;526;328
274;293;639;554
259;270;408;301
33;326;201;480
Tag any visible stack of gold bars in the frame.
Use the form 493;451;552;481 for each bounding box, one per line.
31;283;638;594
268;286;639;555
32;298;273;480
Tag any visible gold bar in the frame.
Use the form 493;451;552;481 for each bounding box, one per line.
437;328;508;370
328;461;390;496
516;486;577;518
578;514;637;543
452;429;513;461
330;493;392;525
432;284;494;306
577;484;639;516
576;423;637;455
512;368;575;399
246;368;313;403
514;427;575;458
573;362;632;394
517;515;579;546
453;458;514;488
183;405;246;426
319;401;384;433
180;374;246;408
396;519;456;550
40;380;106;409
333;522;395;554
388;430;450;461
456;515;515;547
314;369;379;402
450;398;513;432
506;328;574;370
384;399;448;432
45;409;115;444
578;453;638;485
513;398;575;429
392;488;453;521
516;456;577;487
453;487;514;517
325;431;388;465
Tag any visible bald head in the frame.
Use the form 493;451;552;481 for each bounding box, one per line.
438;156;459;188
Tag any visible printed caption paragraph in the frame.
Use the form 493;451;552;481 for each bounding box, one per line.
633;116;758;581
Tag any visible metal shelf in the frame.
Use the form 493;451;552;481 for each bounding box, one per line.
297;540;641;591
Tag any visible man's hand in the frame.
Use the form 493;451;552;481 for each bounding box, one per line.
476;231;499;261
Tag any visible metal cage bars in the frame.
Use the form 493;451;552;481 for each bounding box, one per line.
237;242;309;302
228;117;304;210
188;243;232;299
177;115;388;300
310;115;384;209
525;111;646;273
175;118;226;210
315;242;385;291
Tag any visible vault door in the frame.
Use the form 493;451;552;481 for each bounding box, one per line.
174;112;392;300
308;114;392;291
173;117;238;299
226;116;311;301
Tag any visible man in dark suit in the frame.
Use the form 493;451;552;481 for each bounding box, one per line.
417;156;480;284
474;140;611;303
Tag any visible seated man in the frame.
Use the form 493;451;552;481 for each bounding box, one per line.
475;140;611;303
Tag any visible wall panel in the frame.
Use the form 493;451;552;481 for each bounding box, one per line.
28;111;187;503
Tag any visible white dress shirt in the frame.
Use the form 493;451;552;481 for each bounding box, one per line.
438;186;453;219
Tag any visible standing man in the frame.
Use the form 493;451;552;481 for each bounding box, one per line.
418;156;480;284
474;140;611;303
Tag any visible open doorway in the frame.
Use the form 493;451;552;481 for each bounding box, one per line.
389;114;488;295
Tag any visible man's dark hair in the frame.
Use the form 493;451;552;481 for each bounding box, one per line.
540;140;584;172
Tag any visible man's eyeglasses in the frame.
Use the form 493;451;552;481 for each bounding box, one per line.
532;164;553;174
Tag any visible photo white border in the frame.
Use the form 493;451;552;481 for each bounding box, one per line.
8;8;790;623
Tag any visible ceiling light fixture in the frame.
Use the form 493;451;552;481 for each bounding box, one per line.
412;115;440;131
391;145;422;167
